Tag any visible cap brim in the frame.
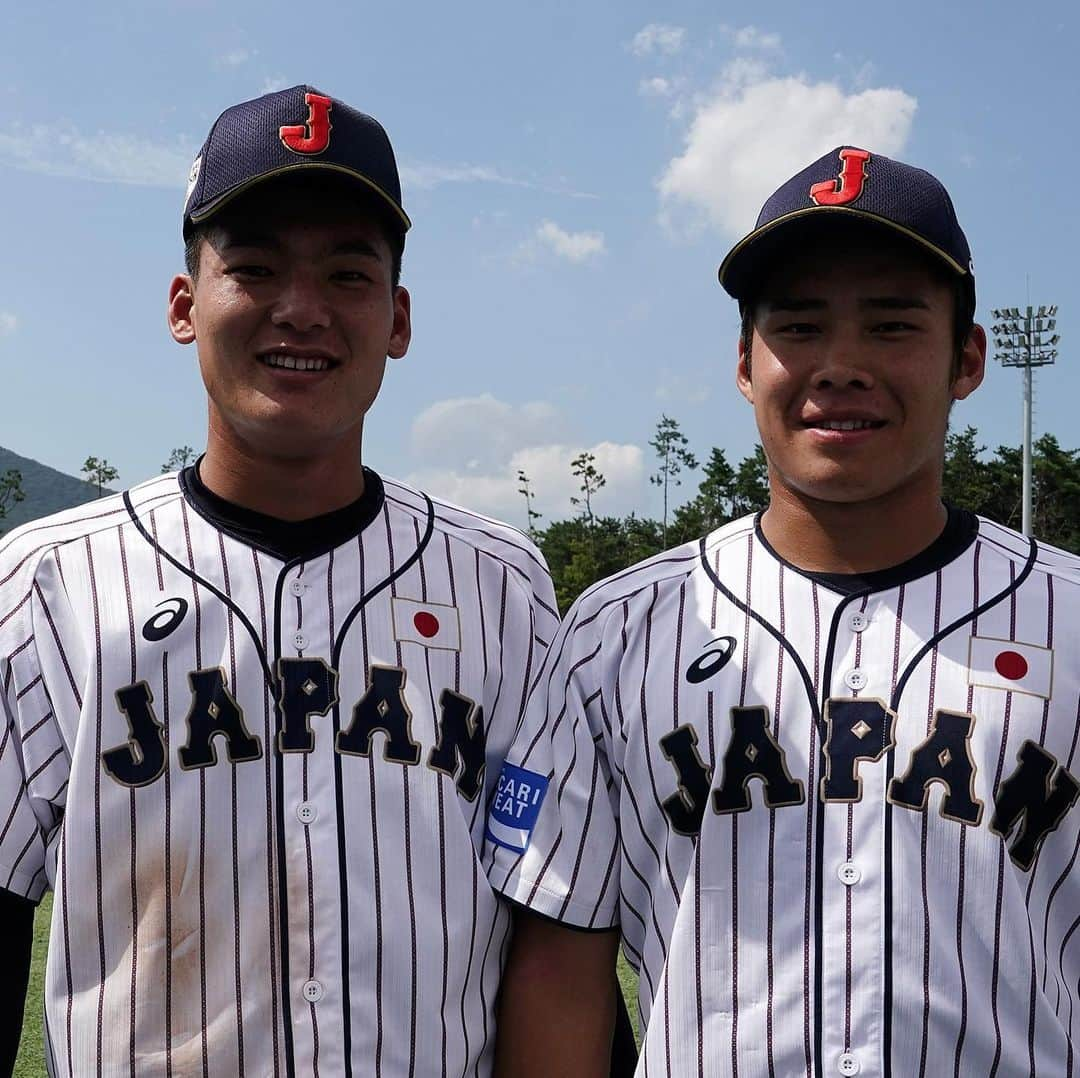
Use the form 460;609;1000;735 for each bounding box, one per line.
187;162;411;232
718;206;968;300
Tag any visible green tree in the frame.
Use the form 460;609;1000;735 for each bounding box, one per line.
732;445;770;515
1032;434;1080;551
539;514;664;613
0;469;25;532
942;426;995;513
570;452;606;524
82;456;119;499
516;468;542;540
670;447;737;542
161;445;196;473
649;415;698;547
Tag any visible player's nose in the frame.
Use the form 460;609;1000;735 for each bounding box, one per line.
811;335;875;391
270;270;332;333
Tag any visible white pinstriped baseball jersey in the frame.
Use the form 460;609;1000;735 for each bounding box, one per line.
0;467;557;1078
487;509;1080;1077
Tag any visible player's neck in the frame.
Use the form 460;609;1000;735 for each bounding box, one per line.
759;481;949;575
199;429;368;522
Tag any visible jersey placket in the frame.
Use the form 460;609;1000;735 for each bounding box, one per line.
820;592;888;1078
279;558;340;1072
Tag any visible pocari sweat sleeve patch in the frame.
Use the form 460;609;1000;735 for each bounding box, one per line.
486;763;550;853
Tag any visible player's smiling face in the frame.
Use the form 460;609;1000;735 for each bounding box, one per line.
737;235;985;513
168;177;410;466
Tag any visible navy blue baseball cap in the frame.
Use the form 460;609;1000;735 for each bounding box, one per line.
718;146;974;318
183;84;410;237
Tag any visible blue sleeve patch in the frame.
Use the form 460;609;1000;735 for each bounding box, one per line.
486;763;550;853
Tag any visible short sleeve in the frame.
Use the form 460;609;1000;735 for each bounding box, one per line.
485;597;621;929
0;549;80;901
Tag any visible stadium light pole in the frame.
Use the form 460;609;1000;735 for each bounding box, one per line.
989;304;1060;536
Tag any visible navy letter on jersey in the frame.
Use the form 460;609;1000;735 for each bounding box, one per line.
178;668;263;769
713;706;804;814
888;709;983;824
102;682;167;787
991;740;1080;870
337;665;422;763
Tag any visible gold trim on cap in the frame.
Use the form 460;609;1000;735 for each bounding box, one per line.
188;162;411;231
718;205;967;289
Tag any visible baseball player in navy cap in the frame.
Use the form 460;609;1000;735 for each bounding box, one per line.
488;147;1080;1076
0;85;575;1076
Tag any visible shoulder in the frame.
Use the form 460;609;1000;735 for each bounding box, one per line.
561;515;756;642
975;516;1080;587
0;476;183;623
379;474;556;610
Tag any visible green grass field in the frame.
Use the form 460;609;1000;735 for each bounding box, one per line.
13;894;49;1078
15;895;638;1074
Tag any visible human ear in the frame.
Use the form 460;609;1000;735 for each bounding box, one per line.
168;275;196;345
950;323;987;401
388;285;412;360
736;334;754;404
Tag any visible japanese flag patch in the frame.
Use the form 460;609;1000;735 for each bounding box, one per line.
968;636;1054;699
486;763;550;853
392;598;461;651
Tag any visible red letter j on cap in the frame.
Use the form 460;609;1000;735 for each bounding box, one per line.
280;93;333;155
809;148;871;207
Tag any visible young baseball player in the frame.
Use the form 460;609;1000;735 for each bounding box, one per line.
0;85;568;1077
487;147;1080;1076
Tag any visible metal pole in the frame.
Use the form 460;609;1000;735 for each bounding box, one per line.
1022;358;1033;535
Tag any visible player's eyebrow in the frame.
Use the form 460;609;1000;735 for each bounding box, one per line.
216;234;384;260
329;239;384;260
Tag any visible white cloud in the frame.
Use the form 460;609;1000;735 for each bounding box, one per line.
0;312;17;337
260;75;290;93
410;441;646;525
658;71;917;238
0;122;194;187
730;26;782;51
639;77;674;98
0;119;586;201
401;163;596;199
630;23;686;57
218;48;256;67
407;394;645;523
534;220;606;262
411;394;565;464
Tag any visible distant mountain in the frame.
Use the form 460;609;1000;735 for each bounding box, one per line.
0;446;106;534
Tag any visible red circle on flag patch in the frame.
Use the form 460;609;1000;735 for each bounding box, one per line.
994;650;1028;680
413;612;440;639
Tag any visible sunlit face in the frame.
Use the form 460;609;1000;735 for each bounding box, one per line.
736;236;985;510
168;179;410;464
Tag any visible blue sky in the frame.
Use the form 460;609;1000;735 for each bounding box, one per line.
1;0;1076;530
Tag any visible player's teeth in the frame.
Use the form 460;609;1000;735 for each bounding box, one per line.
262;354;329;371
821;420;871;430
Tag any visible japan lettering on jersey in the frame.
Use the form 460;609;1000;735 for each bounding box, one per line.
487;513;1080;1077
0;471;557;1078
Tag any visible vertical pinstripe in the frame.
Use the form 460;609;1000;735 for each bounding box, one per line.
0;473;555;1077
489;512;1080;1076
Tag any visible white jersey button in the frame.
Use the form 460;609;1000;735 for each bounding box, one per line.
302;979;323;1003
837;861;861;886
844;669;868;692
848;612;869;632
296;802;318;825
838;1051;860;1075
294;632;307;651
289;580;306;597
